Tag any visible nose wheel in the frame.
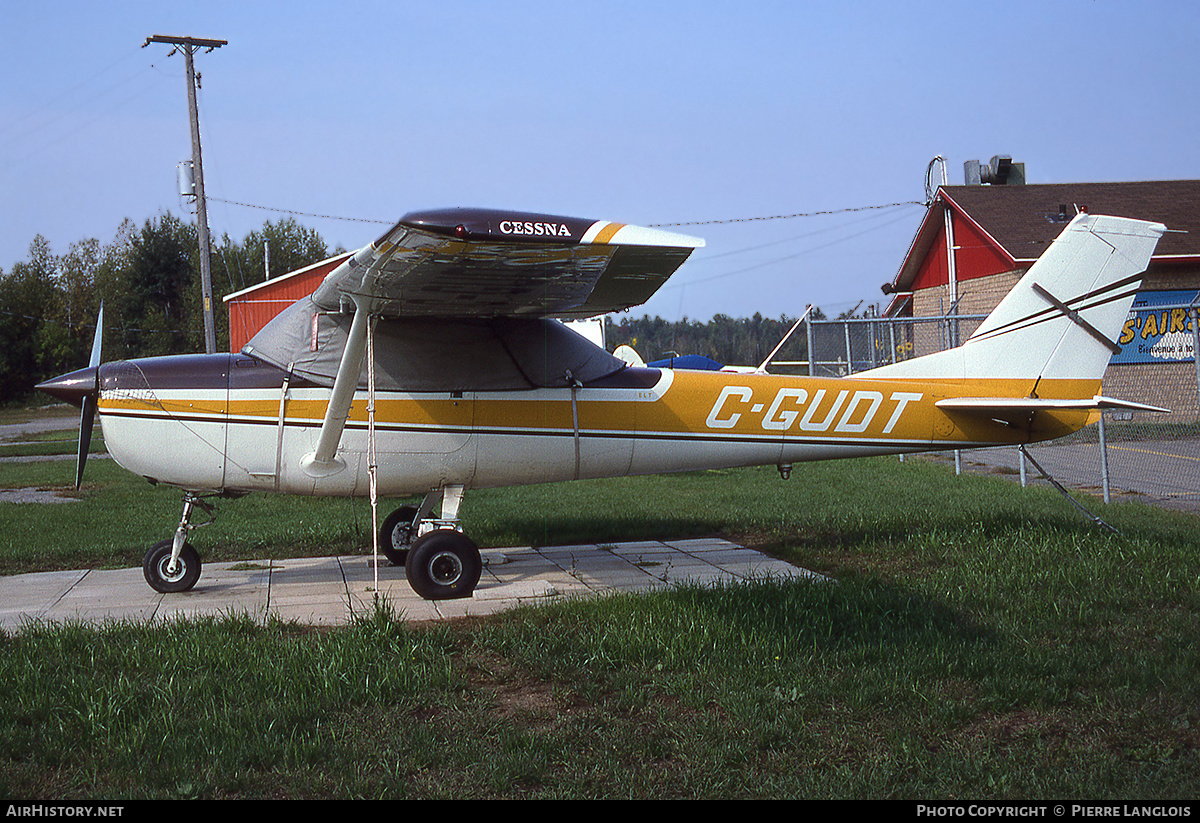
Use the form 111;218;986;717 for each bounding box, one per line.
143;539;202;593
142;491;215;593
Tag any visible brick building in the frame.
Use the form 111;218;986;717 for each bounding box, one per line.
883;176;1200;420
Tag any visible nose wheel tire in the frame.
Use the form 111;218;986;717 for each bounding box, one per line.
143;539;202;593
405;529;481;600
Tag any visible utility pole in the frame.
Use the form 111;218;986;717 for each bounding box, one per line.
143;34;227;355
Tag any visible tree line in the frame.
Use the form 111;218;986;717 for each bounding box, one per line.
0;213;332;403
605;311;819;370
1;214;825;403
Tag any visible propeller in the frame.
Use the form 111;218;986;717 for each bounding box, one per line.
37;305;104;489
75;303;103;488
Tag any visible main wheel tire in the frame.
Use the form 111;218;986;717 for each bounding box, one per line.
405;529;481;600
378;505;418;566
143;539;202;593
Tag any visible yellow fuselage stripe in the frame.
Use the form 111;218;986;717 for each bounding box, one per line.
97;370;1099;449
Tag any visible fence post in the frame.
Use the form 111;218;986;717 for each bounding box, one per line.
844;324;853;375
1191;306;1200;411
1098;412;1111;505
807;318;815;376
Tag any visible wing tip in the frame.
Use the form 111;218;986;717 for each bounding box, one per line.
582;220;705;249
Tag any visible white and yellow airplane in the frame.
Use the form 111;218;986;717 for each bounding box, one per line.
38;208;1167;600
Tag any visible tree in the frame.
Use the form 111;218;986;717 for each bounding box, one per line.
213;217;331;296
112;213;200;357
41;237;107;370
0;236;59;401
242;217;329;283
0;214;339;403
606;311;815;370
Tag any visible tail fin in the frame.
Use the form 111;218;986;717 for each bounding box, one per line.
867;213;1166;386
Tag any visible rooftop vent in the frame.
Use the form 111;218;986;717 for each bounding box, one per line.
964;155;1025;186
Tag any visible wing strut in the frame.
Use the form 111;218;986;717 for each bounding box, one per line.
756;305;813;373
300;302;370;478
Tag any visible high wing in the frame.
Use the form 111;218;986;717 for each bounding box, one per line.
310;207;705;319
258;207;704;477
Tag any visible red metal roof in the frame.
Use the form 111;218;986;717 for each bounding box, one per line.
223;252;351;352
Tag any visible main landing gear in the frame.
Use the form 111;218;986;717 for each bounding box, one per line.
377;484;482;601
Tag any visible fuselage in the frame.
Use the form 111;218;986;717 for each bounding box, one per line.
92;352;1095;497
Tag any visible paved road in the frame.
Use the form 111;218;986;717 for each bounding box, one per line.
0;410;99;501
939;438;1200;512
0;410;77;441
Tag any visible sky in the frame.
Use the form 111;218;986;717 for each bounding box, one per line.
3;0;1199;324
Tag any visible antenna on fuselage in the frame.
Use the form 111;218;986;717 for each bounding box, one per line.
756;305;814;374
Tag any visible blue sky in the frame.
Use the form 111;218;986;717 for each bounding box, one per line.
3;1;1198;323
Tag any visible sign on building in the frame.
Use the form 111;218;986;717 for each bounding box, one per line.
1113;290;1200;364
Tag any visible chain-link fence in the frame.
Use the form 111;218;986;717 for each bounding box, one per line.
806;314;987;377
806;310;1200;510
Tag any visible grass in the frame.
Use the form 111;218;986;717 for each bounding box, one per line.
1;430;1199;798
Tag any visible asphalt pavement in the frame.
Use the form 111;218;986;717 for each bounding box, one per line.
938;438;1200;512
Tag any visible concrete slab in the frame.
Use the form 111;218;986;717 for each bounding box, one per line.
0;539;823;631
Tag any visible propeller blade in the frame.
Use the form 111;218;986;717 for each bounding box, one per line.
76;394;95;489
89;303;103;367
75;304;103;488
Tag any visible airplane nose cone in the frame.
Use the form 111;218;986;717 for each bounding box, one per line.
36;366;99;407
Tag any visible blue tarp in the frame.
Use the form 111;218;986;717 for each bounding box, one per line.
646;354;724;371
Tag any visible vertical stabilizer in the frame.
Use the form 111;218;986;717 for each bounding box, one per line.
865;213;1165;386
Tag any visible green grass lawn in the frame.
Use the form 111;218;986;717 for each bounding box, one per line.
1;442;1198;799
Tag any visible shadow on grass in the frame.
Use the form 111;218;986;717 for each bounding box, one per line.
470;512;722;549
662;573;996;655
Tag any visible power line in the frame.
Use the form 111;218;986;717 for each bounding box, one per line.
649;201;926;228
0;48;146;141
692;202;922;262
203;195;927;230
662;207;921;290
206;196;391;225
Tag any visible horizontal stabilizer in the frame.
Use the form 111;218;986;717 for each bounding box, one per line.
936;396;1170;415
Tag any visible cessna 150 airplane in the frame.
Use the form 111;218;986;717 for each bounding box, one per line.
38;207;1167;600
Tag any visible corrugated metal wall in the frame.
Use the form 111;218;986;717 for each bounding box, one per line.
225;254;350;352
